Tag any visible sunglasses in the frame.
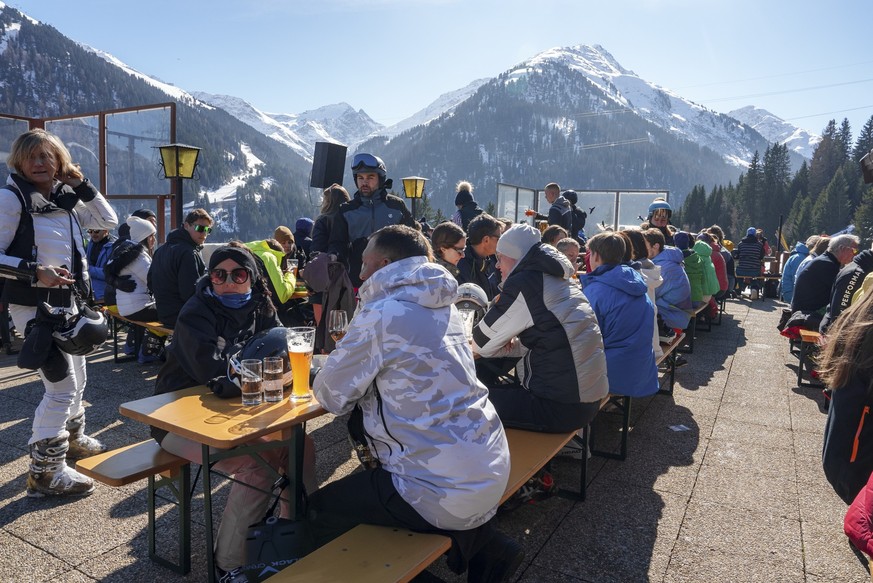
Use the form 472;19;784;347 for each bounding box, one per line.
86;229;103;234
209;268;250;285
351;153;382;172
191;224;213;234
452;246;466;254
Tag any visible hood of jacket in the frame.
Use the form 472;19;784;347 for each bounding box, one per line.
512;242;574;279
550;196;571;214
693;240;713;257
854;249;873;272
359;255;458;309
166;225;201;249
793;241;810;255
652;246;685;266
580;263;648;297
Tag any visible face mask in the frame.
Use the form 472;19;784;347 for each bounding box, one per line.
211;290;252;309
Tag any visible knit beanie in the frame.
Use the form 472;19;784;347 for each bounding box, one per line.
562;190;578;205
455;190;474;206
673;231;691;250
208;245;260;280
127;216;156;244
295;218;314;236
497;224;541;261
273;226;294;245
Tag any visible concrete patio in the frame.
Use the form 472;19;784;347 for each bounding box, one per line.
0;298;865;582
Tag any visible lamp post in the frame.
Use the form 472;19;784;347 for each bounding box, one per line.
402;176;428;220
156;143;202;227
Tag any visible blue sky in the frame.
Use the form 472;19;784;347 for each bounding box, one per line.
6;0;873;139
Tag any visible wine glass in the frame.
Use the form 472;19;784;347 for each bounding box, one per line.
328;310;349;344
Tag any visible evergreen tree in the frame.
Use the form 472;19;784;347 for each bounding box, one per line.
852;115;873;164
837;118;853;163
812;166;852;235
808;120;843;199
680;185;706;231
853;186;873;244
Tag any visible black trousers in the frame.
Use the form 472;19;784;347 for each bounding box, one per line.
306;467;493;574
488;383;601;433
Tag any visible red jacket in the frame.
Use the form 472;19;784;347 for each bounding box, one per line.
708;241;728;291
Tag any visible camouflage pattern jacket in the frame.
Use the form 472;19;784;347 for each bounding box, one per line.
313;256;510;530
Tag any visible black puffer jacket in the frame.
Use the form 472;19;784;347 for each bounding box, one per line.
791;251;841;314
151;277;280;443
327;187;415;287
148;227;206;327
823;370;873;504
821;250;873;333
456;244;500;300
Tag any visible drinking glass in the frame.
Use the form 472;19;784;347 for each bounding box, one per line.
286;327;315;401
262;356;284;403
328;310;349;344
287;258;299;278
458;308;476;341
240;359;263;406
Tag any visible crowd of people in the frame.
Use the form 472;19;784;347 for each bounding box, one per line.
7;128;873;582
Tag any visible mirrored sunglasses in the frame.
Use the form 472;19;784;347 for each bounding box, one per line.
210;267;250;285
192;224;213;234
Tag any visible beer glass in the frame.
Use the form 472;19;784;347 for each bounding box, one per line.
287;258;299;278
328;310;349;344
240;359;263;406
286;327;315;401
262;356;284;403
458;308;476;341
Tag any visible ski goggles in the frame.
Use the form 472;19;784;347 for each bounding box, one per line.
351;153;382;171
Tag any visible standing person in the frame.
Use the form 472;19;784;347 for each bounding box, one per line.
451;180;484;231
457;213;503;300
293;217;314;262
473;224;608;433
642;199;675;246
0;129;118;497
85;224;116;304
327;153;416;287
148;208;213;327
820;290;873;504
310;184;351;325
430;221;467;281
152;243;299;582
562;189;588;244
310;225;520;581
525;182;572;231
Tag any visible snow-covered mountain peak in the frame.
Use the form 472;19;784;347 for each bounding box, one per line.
728;105;820;159
377;78;489;140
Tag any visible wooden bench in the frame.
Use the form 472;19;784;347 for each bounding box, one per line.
797;329;824;387
680;303;709;354
76;439;192;574
276;427;578;582
103;305;173;363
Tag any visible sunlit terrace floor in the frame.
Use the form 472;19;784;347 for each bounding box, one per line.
0;297;865;582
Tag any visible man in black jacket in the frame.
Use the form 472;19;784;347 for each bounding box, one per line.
327;153;415;287
148;208;213;327
791;234;859;315
457;214;503;300
526;182;572;231
820;243;873;333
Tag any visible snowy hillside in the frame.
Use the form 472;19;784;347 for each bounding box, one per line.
376;78;490;139
728;105;821;159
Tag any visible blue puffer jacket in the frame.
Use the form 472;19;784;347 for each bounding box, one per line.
580;263;658;397
780;242;809;303
652;246;692;329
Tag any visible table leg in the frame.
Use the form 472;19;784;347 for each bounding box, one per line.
202;443;216;583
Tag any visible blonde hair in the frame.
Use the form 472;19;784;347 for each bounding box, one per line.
7;129;82;181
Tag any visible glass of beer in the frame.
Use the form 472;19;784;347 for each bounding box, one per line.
328;310;349;345
286;327;315;401
240;359;263;406
287;258;299;278
262;356;284;403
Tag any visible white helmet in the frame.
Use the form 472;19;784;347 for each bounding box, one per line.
455;283;488;322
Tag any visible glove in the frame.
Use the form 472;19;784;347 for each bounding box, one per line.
106;273;136;293
207;376;241;399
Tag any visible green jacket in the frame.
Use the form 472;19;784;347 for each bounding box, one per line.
684;240;720;302
245;240;297;304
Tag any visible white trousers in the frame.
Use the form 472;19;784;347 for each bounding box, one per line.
10;304;87;445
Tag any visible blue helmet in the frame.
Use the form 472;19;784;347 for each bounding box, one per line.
647;200;672;219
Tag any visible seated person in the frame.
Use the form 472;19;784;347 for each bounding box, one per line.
541;224;569;247
643;228;692;334
555;237;580;271
579;233;658;397
104;216;160;363
820;242;873;333
245;238;299;326
310;225;520;581
473;224;608;433
683;236;720;307
457;213;503;300
792;234;860;315
84;225;115;303
734;227;765;291
430;220;467;281
151;243;310;582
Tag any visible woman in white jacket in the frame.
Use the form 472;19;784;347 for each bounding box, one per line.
0;129;118;498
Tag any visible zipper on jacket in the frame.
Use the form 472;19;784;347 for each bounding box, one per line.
851;406;870;463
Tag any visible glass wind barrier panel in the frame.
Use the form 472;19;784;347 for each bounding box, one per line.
617;191;670;230
44;116;100;182
0;118;31;161
105;107;171;196
496;183;536;224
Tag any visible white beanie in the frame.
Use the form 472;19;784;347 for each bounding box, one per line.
496;224;541;261
127;215;156;244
